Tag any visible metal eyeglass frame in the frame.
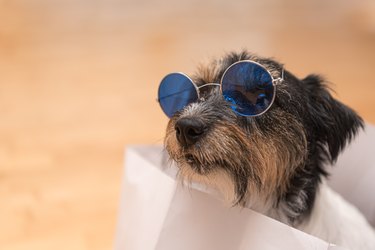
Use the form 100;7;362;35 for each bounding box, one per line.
159;60;284;117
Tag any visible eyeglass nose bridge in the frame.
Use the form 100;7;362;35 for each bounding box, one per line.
197;83;221;89
195;82;221;98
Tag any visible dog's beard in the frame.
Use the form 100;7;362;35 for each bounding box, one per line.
165;110;308;207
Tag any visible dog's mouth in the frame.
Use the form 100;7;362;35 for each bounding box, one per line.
184;153;205;174
185;153;197;164
183;153;222;175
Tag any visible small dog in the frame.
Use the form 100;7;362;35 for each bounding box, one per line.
158;51;375;249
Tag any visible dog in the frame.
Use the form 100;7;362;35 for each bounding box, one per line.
158;50;375;249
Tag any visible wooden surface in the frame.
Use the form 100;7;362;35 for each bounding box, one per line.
0;0;374;249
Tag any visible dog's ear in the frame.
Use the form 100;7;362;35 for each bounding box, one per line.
303;75;363;163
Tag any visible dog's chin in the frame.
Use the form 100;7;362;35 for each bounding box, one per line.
175;154;239;205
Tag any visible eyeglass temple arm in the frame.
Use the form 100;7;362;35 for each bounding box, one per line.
274;68;285;85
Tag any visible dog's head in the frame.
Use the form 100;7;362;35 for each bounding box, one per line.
161;51;363;224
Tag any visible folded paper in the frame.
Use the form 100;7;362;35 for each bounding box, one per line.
115;124;375;250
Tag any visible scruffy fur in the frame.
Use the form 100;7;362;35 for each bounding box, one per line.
164;51;375;249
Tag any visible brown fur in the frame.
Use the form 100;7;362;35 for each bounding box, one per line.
165;106;307;206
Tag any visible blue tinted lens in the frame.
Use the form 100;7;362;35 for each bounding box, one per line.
158;73;198;118
221;61;275;116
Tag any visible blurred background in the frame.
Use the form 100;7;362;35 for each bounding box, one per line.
0;0;374;249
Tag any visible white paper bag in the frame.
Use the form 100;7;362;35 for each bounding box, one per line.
328;124;375;226
115;124;375;250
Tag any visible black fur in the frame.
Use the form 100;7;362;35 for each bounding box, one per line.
215;52;362;221
285;73;363;222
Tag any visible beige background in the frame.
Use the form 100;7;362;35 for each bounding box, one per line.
0;0;374;249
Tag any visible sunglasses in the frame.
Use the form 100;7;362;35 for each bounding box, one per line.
158;60;284;118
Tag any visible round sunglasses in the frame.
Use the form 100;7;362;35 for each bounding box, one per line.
158;60;284;118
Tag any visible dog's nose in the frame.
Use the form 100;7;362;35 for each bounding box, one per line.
175;118;206;147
